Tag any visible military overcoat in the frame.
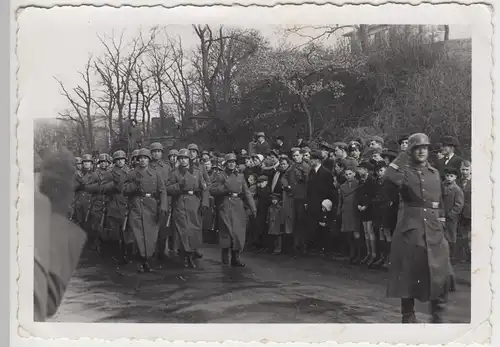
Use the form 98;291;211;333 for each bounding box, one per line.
210;169;257;251
166;166;209;252
386;159;452;302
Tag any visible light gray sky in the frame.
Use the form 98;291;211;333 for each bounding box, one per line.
17;6;471;121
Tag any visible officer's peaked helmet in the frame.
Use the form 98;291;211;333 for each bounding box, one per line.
150;142;164;152
137;148;152;160
408;133;431;151
113;150;127;161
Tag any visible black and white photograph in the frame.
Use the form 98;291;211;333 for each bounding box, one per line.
14;2;493;345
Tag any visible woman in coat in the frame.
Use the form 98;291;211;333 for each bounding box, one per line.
386;133;451;323
210;153;257;267
123;148;168;272
166;148;209;268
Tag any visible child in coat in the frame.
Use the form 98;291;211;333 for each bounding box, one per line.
442;167;465;292
267;193;283;254
253;175;271;251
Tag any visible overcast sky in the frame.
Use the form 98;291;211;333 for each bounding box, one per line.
17;6;471;121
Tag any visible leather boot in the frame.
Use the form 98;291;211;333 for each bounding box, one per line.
221;248;230;265
184;252;196;269
430;296;446;323
401;298;418;323
231;250;245;267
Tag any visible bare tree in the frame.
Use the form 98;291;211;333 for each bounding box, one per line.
94;28;158;138
54;55;96;151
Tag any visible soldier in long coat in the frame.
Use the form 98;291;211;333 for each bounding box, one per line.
85;154;114;252
210;153;257;267
123;148;168;272
386;133;451;323
149;142;172;262
72;154;93;229
106;150;134;264
166;148;209;268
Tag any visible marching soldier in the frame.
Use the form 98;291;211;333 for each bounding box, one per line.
210;153;257;267
166;148;209;268
75;156;83;172
72;154;93;230
386;133;451;323
85;153;114;254
123;148;168;272
106;150;134;264
149;142;172;262
167;149;179;170
130;149;140;169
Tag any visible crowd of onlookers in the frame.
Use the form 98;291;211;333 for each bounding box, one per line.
192;131;471;271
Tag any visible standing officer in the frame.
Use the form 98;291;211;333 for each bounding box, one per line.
150;142;172;262
106;150;134;264
166;148;209;268
72;154;93;228
123;148;168;272
386;133;451;323
210;153;257;267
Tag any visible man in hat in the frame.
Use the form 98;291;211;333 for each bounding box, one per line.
123;148;168;272
272;135;286;153
435;136;463;179
210;153;257;267
285;147;311;254
366;135;385;149
386;133;451;323
347;141;362;162
34;149;87;321
127;118;142;150
305;150;335;253
166;148;209;268
254;132;271;155
398;134;410;152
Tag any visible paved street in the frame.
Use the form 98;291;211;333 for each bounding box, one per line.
51;245;471;323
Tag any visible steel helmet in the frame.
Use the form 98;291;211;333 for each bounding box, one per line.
113;150;127;161
131;149;140;159
177;148;190;158
225;153;237;162
75;156;82;165
168;149;179;156
82;154;93;162
98;153;111;163
137;148;152;160
408;133;431;151
150;142;164;152
187;143;199;152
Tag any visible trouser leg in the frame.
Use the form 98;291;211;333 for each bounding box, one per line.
430;294;447;323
